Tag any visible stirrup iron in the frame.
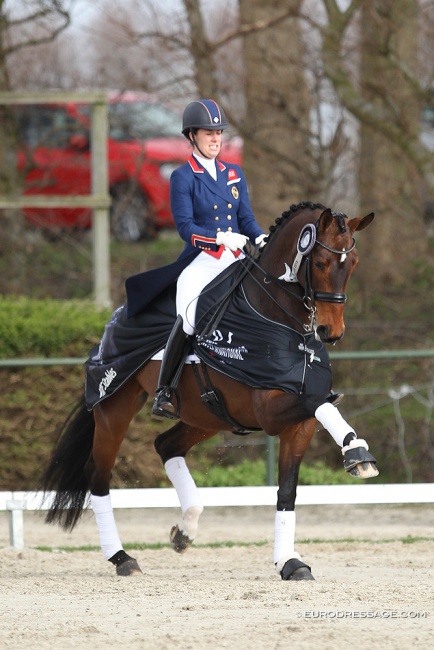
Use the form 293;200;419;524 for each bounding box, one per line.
152;387;180;421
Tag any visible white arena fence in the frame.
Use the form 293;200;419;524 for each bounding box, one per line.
2;484;434;550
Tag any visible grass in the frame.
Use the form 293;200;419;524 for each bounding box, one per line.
33;536;434;553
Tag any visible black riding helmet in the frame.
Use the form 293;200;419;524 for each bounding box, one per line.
182;99;228;139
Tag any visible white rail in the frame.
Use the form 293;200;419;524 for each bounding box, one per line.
2;484;434;550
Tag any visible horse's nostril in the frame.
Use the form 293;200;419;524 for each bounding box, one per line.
316;326;345;344
316;325;328;339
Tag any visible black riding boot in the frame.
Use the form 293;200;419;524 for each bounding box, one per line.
152;315;190;420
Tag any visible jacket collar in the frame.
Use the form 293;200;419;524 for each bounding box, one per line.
188;155;226;174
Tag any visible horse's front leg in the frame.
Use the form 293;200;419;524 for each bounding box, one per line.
274;420;317;582
314;401;379;479
155;422;217;553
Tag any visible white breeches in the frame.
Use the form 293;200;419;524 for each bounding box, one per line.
176;249;241;335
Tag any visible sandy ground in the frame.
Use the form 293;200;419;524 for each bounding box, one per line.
1;504;433;649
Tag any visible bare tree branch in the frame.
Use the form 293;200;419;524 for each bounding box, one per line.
2;0;71;57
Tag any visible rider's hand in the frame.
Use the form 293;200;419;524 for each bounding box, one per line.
255;234;268;248
216;231;249;252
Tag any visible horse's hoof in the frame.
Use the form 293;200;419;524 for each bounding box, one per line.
170;525;193;553
116;559;143;576
280;558;315;581
349;461;379;479
343;442;379;479
290;567;315;581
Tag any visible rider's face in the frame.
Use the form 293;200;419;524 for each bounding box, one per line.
193;129;222;159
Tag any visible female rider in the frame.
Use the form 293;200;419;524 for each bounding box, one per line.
152;99;267;419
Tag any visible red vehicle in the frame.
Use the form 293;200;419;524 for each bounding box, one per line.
15;91;242;242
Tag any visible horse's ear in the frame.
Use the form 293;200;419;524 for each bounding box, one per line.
317;208;334;231
348;212;375;233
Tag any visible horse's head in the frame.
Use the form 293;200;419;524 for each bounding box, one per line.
255;202;374;344
307;207;374;343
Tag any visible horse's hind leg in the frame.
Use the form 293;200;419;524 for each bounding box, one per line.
166;456;203;553
155;422;216;553
89;381;147;576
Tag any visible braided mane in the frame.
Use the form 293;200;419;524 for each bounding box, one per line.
267;201;347;239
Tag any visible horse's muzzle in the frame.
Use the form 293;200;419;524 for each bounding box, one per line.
315;325;345;344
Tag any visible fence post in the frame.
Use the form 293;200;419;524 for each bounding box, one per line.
91;100;111;308
6;500;26;550
0;90;112;310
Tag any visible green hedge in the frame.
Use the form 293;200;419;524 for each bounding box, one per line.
0;296;112;358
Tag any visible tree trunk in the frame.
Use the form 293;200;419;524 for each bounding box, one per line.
358;0;426;284
239;0;313;229
183;0;219;98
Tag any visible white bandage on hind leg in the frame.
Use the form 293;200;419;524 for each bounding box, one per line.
315;402;355;448
165;457;203;512
179;506;203;540
165;457;204;540
274;510;301;573
91;493;123;560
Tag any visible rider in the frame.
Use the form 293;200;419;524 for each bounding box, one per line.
152;98;267;420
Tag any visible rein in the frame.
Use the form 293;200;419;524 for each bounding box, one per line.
241;251;308;330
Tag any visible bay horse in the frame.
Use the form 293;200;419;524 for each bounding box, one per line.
41;201;376;581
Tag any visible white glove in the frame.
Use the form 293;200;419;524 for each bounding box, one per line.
255;234;268;248
216;231;249;252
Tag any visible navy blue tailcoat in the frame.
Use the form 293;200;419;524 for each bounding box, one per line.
125;155;264;317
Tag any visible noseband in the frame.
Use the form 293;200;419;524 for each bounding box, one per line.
305;237;356;305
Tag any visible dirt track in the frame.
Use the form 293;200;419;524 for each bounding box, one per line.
1;504;433;649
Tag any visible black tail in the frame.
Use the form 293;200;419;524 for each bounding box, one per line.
40;396;95;531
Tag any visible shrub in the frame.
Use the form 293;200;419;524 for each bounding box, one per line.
0;296;111;358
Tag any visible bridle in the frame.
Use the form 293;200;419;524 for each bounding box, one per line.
305;236;356;305
241;220;356;336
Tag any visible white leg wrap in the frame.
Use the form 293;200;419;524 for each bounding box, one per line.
178;506;203;540
91;494;123;561
274;510;301;573
315;402;355;448
165;457;203;514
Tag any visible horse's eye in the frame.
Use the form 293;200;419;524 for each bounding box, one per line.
314;259;325;270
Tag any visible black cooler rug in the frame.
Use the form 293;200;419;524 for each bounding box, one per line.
84;267;332;410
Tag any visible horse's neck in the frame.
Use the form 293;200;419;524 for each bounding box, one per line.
243;269;309;334
244;214;316;333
